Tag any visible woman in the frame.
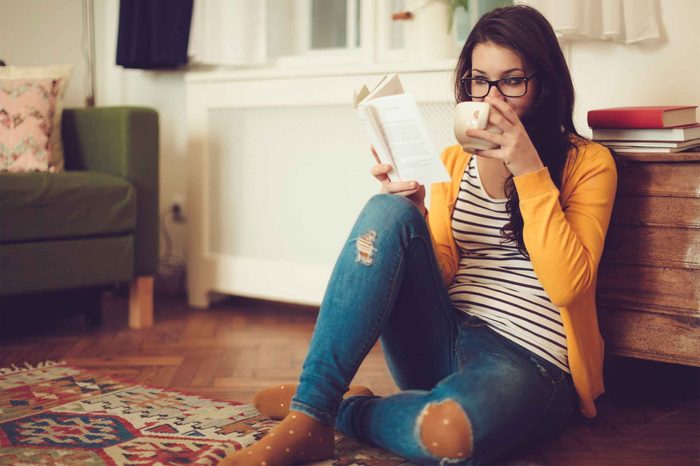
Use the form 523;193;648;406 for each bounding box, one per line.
222;5;617;465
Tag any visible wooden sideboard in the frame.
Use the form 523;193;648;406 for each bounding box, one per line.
596;151;700;366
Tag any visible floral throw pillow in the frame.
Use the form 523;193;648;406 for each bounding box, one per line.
0;78;61;172
0;65;72;173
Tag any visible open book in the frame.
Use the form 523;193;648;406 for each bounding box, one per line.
353;74;450;186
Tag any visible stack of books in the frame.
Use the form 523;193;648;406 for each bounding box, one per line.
588;106;700;153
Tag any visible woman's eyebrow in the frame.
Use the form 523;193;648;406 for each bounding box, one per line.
472;67;525;75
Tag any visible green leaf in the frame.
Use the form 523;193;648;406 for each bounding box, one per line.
447;0;469;33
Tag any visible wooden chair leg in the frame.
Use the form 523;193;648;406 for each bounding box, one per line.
83;288;103;327
129;276;154;329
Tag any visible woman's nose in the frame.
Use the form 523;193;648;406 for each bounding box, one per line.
487;84;506;100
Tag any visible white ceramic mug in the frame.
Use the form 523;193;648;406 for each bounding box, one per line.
454;102;503;152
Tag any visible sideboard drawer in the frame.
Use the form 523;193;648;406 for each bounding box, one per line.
598;263;700;313
597;151;700;367
617;161;700;197
598;303;699;366
604;224;700;268
611;195;699;228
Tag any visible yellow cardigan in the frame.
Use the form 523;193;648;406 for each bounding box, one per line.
428;140;617;418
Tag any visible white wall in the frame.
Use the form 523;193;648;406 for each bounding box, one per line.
95;0;190;261
0;0;87;107
568;0;700;136
3;0;699;267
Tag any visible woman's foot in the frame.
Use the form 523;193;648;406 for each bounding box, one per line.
219;410;334;466
253;383;374;420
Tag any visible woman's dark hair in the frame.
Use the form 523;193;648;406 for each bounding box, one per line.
454;4;582;257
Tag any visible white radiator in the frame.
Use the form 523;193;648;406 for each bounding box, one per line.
186;70;457;307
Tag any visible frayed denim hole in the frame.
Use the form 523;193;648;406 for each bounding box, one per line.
415;400;474;464
529;356;555;385
355;230;377;266
413;401;445;462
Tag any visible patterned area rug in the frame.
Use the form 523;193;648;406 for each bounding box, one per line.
0;363;414;465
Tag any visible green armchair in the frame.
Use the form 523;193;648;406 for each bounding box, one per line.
0;107;159;328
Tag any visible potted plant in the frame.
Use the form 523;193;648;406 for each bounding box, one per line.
392;0;469;61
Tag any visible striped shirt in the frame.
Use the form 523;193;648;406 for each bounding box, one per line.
448;155;570;373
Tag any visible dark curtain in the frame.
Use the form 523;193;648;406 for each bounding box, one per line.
116;0;193;69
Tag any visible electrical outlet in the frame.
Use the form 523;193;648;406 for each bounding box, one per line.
171;193;186;223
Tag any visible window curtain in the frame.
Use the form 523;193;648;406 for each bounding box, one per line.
116;0;193;69
188;0;267;66
517;0;661;44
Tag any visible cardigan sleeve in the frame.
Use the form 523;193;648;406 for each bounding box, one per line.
427;148;462;285
513;147;617;307
425;208;455;285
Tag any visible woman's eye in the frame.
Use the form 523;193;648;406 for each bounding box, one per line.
502;77;524;85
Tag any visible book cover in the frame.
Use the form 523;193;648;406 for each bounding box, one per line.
591;124;700;142
605;144;700;154
587;106;697;129
599;137;700;149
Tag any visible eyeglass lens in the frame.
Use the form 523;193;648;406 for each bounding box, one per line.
465;77;528;98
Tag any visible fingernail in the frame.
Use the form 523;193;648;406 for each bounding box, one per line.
410;182;417;188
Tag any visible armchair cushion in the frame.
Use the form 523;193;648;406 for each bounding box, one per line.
0;235;134;295
0;65;73;173
62;107;159;276
0;171;136;243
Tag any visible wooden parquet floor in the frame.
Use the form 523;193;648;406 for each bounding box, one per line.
1;293;698;466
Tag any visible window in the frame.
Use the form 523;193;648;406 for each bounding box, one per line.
268;0;364;65
267;0;512;66
310;0;360;49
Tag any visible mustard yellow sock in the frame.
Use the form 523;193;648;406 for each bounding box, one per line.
219;410;334;466
253;383;374;420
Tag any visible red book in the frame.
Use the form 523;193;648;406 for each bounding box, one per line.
587;106;697;129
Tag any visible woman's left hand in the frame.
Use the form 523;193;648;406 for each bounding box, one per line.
465;96;544;177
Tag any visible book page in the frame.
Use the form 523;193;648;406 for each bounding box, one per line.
354;74;406;182
365;74;404;101
357;105;399;180
354;74;404;108
368;94;450;186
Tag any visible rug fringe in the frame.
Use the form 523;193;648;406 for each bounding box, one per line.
0;360;65;375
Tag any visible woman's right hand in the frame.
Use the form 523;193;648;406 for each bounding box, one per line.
370;146;426;215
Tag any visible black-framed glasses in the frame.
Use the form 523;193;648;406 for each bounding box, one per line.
461;72;536;98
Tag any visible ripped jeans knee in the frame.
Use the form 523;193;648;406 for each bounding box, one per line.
355;230;378;265
418;399;473;462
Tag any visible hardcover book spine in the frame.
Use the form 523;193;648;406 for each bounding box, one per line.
588;110;664;129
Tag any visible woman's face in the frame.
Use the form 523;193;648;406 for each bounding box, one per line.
469;42;536;119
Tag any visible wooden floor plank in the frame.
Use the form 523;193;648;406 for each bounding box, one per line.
0;293;698;466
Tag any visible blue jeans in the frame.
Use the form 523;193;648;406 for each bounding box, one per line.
289;194;576;465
